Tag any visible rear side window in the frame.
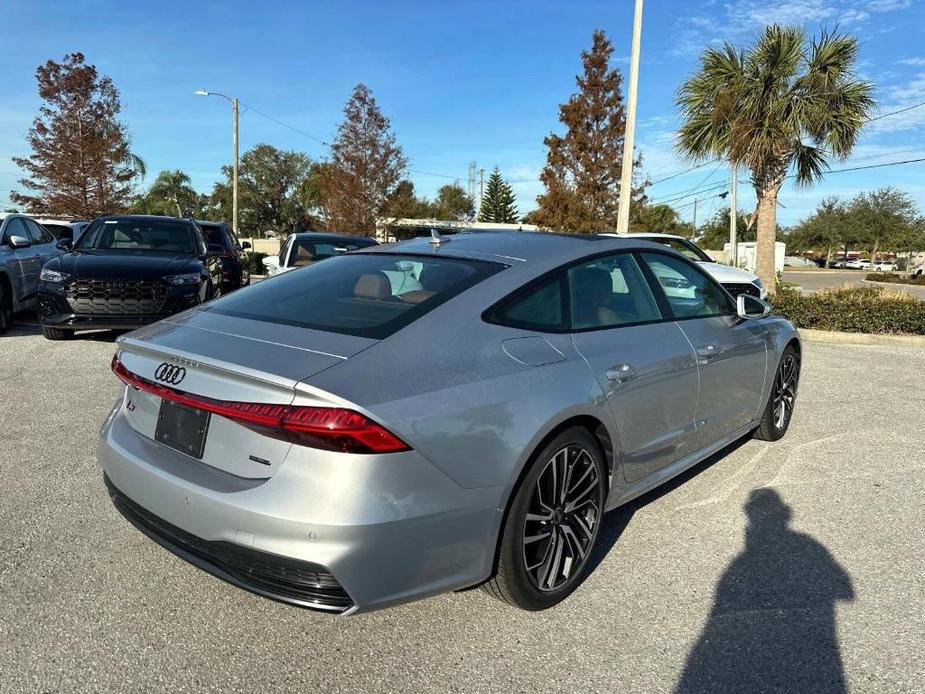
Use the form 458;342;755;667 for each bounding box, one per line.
490;275;566;331
207;253;504;338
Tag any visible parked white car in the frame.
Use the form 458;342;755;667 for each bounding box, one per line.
872;260;896;272
846;259;871;270
602;233;767;299
262;232;379;277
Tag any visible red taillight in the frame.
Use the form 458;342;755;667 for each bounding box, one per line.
111;354;409;454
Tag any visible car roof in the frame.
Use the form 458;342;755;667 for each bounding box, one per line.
368;230;659;266
602;232;685;241
292;232;377;243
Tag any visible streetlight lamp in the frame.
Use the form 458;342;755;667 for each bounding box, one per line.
195;89;239;236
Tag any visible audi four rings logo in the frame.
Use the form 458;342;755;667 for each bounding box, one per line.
154;363;187;385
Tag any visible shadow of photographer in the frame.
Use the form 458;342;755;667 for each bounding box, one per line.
676;488;855;693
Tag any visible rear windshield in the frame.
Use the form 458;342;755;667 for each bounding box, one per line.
200;224;233;249
206;253;504;338
288;236;377;266
77;219;198;254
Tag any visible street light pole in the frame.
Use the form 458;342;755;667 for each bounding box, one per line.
196;89;239;235
729;165;738;267
616;0;644;234
232;97;239;236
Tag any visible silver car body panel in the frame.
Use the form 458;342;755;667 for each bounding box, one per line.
99;231;799;612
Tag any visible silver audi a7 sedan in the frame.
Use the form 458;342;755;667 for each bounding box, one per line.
100;231;800;614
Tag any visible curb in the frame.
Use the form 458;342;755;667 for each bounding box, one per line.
799;328;925;348
861;278;924;289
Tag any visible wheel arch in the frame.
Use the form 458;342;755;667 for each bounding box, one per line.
0;269;14;307
483;411;617;583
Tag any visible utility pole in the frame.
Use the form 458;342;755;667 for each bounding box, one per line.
616;0;643;234
196;89;239;235
232;97;239;236
693;198;698;232
729;165;738;267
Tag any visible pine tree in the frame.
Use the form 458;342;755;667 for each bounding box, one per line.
12;53;143;217
531;30;647;232
478;167;519;223
321;84;406;234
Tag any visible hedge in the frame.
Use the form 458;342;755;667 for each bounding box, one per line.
772;286;925;335
244;251;268;276
864;272;925;286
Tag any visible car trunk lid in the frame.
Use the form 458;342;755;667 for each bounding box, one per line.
113;308;378;478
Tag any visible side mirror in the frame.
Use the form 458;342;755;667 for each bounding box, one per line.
9;235;31;249
737;293;771;319
241;241;252;250
56;238;72;251
262;256;279;269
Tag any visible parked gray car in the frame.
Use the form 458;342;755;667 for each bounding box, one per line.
0;214;62;333
100;232;800;614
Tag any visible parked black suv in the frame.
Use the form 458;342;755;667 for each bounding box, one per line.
37;215;223;340
196;220;251;292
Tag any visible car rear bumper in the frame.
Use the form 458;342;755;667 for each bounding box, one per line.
97;399;505;614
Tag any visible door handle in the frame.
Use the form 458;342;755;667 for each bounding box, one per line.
605;363;637;383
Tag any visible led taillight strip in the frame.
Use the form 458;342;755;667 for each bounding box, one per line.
111;354;410;454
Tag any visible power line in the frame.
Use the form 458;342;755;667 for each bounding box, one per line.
867;100;925;122
239;102;331;146
647;158;720;186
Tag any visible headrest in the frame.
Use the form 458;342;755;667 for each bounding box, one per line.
296;245;315;259
354;273;393;300
399;290;436;305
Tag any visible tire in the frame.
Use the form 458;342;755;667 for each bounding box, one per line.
754;344;800;442
41;325;74;341
483;426;607;610
0;282;11;335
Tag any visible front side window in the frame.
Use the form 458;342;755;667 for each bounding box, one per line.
24;219;52;244
641;252;733;319
4;218;27;243
568;253;662;329
208;253;503;339
76;219;198;254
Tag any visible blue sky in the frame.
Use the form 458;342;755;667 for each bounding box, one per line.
1;0;924;227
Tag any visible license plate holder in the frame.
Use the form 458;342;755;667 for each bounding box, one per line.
155;400;210;459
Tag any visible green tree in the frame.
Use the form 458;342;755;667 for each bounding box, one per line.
321;84;407;234
478;168;519;223
848;188;925;262
381;179;434;220
434;183;475;221
696;208;757;251
211;144;320;236
12;52;145;217
145;170;196;217
788;197;847;264
677;26;874;293
630;203;694;237
532;30;647;232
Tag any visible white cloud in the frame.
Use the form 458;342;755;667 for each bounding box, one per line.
899;57;925;66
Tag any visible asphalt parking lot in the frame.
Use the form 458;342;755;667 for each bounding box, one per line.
782;269;925;300
2;322;923;693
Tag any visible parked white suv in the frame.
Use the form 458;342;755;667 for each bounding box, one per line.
601;233;767;299
872;260;896;272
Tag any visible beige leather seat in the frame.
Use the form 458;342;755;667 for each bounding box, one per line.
292;245;316;267
353;273;394;301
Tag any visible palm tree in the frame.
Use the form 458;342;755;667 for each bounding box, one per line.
676;26;874;293
149;169;196;217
